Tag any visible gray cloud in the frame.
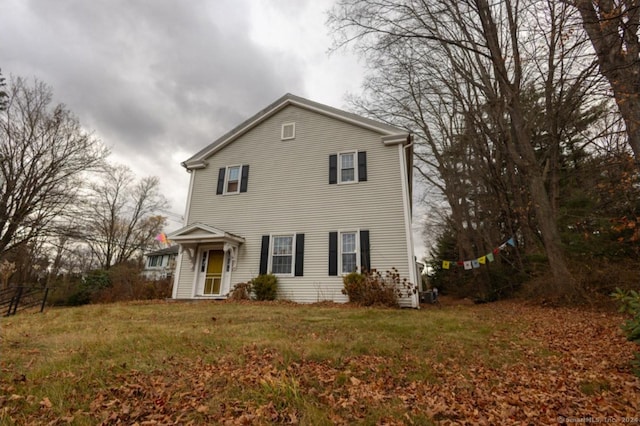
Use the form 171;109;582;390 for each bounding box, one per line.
1;0;310;219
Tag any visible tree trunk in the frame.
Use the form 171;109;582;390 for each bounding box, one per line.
477;0;574;287
573;0;640;162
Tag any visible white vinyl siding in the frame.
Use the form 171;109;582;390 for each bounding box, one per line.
176;104;413;305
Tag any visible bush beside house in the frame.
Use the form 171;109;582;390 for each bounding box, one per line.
342;268;417;308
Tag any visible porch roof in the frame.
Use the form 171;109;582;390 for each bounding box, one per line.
167;223;245;245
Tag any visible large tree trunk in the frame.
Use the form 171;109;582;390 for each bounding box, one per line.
573;0;640;162
477;0;574;286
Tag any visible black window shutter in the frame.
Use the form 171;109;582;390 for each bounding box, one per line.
360;230;370;272
329;154;337;184
240;165;250;193
358;151;367;182
294;233;305;276
216;167;226;195
259;235;270;275
328;231;338;276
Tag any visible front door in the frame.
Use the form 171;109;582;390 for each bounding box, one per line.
201;250;224;295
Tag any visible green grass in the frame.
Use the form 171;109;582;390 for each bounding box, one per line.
0;301;529;424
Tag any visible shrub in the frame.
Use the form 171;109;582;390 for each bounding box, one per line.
342;272;367;303
51;264;172;305
251;274;278;301
229;282;252;300
342;268;416;308
612;288;640;376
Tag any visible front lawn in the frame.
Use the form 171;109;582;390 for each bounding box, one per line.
1;300;638;424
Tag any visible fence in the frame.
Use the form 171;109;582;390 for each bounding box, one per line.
0;286;50;316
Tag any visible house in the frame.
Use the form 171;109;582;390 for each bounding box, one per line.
142;245;179;280
169;94;419;307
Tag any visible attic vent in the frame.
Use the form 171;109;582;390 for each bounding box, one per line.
281;122;295;140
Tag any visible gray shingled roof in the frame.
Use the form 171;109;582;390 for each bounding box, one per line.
145;245;179;257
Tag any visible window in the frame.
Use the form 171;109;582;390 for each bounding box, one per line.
341;232;358;274
260;234;305;276
329;152;367;184
225;166;241;193
148;255;161;267
339;152;356;183
217;165;250;195
281;122;295;140
271;235;293;274
329;230;370;276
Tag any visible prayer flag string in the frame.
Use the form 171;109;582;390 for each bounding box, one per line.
438;236;516;270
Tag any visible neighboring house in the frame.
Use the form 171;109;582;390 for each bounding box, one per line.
142;246;179;280
169;93;419;307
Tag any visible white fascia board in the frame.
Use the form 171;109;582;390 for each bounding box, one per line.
288;100;408;136
382;134;411;146
182;100;291;168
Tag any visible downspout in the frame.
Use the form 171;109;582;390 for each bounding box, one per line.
399;136;419;308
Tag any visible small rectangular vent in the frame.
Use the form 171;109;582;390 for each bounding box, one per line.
281;123;295;140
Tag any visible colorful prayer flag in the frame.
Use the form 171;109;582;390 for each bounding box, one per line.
442;260;450;270
155;232;169;245
507;237;516;247
478;256;486;264
487;253;494;262
472;259;480;268
463;261;472;270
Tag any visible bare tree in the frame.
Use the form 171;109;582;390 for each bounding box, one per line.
329;0;606;291
0;69;7;111
0;77;107;259
82;163;168;269
569;0;640;162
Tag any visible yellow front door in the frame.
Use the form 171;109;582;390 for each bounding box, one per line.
204;250;224;295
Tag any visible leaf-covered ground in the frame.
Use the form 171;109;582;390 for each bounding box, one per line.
1;301;639;425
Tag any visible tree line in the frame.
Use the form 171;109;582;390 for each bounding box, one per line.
329;0;640;302
0;72;168;291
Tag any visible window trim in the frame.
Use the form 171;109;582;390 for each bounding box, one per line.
338;151;358;184
148;255;161;267
281;122;296;140
268;233;296;277
339;230;360;274
223;165;242;195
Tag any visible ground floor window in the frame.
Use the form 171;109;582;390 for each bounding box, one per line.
271;235;294;275
341;231;358;274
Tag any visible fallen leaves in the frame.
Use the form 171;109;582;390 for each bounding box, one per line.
1;302;638;424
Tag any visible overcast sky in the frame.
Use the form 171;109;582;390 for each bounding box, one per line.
1;0;429;259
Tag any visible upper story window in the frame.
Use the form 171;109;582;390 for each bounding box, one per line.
281;122;296;140
225;166;241;193
329;151;367;184
339;152;356;183
216;165;250;195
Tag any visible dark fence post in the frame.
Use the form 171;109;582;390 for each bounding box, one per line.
9;286;23;316
40;287;49;313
